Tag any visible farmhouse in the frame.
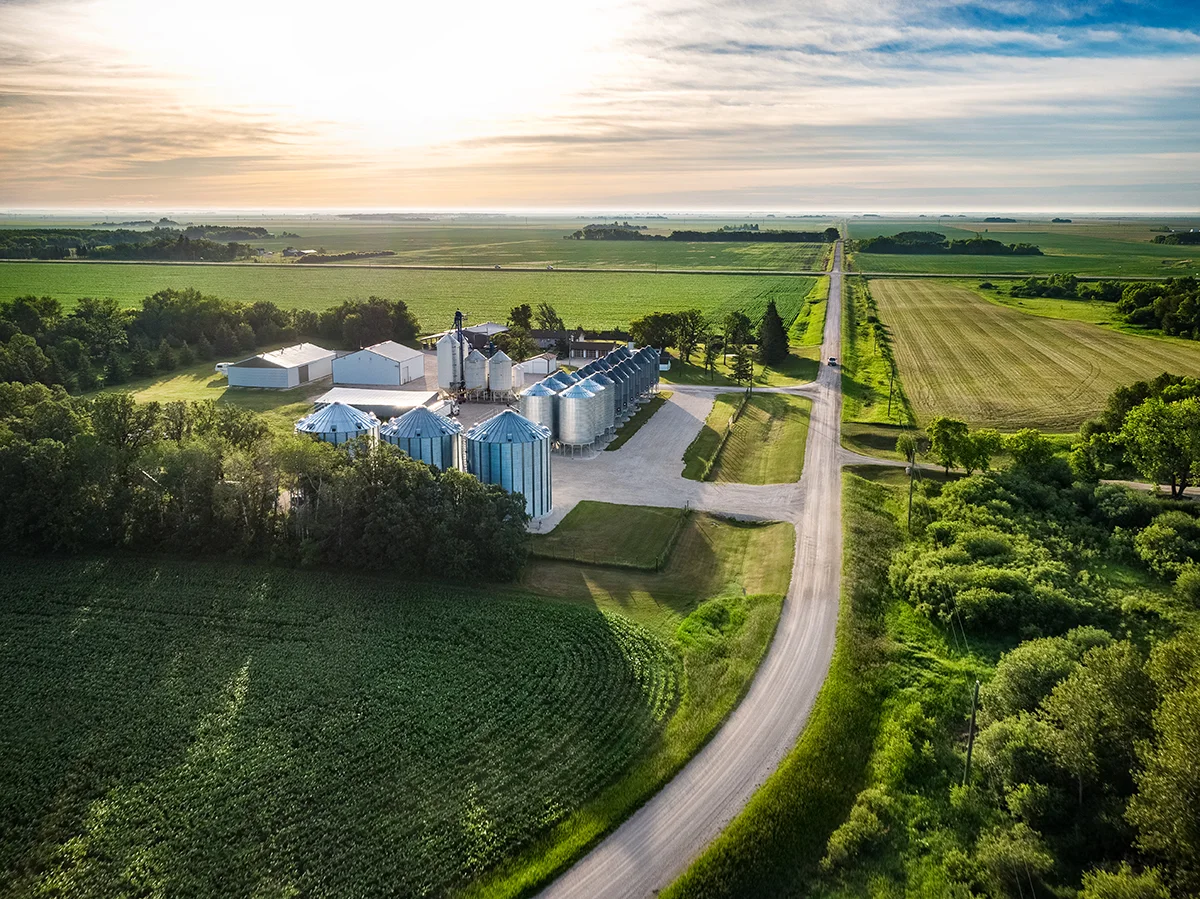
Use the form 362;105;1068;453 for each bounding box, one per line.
225;343;334;389
333;340;425;387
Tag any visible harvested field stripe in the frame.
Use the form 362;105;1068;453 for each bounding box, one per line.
871;279;1200;431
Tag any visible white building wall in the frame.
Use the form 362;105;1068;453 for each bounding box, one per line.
227;365;291;388
332;351;402;386
306;355;333;383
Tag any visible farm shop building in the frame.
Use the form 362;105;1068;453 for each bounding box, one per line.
226;343;335;389
333;340;425;387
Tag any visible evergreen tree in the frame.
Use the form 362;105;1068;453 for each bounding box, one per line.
731;344;754;386
131;344;155;377
156;339;177;371
177;341;195;367
105;352;130;385
194;333;214;360
756;299;789;365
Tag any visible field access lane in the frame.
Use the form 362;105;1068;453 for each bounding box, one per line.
539;243;845;898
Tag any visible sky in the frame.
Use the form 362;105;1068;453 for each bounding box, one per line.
1;0;1199;212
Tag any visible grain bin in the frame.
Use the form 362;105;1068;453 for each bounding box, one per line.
463;348;488;391
380;406;464;470
556;382;597;447
617;360;638;413
295;402;379;446
519;381;558;437
558;369;582;385
436;331;461;390
581;373;615;435
607;362;630;419
542;371;571;391
487;348;513;394
466;409;553;518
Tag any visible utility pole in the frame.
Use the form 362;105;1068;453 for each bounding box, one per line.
907;447;917;530
963;679;981;787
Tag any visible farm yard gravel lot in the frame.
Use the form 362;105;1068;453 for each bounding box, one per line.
870;278;1200;430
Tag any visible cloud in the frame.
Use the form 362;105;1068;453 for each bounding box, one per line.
0;0;1198;209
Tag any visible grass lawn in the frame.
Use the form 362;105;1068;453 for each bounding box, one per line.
788;276;829;347
662;348;818;388
682;393;743;479
871;278;1200;430
711;393;812;485
530;501;686;569
0;556;679;899
606;391;672;451
90;356;324;436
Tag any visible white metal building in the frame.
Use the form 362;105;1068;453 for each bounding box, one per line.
332;340;425;387
225;343;334;389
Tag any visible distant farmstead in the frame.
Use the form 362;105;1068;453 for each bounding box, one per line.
225;343;334;389
333;340;425;387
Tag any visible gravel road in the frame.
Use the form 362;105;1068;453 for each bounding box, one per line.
538;242;847;898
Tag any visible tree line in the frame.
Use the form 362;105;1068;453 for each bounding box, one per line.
0;226;275;260
0;384;529;578
567;225;840;243
849;380;1200;896
0;288;421;393
627;301;790;380
855;231;1043;256
1005;275;1200;340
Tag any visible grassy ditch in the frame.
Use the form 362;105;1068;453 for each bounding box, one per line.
683;392;812;484
606;391;672;451
788;276;829;347
664;471;903;897
841;276;917;460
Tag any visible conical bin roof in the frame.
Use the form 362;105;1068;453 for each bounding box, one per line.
466;409;551;443
380;406;462;439
296;401;378;435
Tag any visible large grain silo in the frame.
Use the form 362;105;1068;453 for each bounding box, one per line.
487;348;514;395
437;331;461;391
519;381;558;438
295;402;379;446
556;382;597;449
380;406;464;470
542;371;571;392
463;348;488;392
558;369;582;385
466;409;552;518
607;362;630;420
581;374;615;435
617;360;638;413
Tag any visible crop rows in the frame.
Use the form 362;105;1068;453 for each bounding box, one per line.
0;262;815;331
871;279;1200;430
0;557;679;898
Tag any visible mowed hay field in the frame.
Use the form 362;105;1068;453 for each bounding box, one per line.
0;262;814;331
872;279;1200;430
0;558;678;898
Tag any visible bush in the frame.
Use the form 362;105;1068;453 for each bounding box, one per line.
1134;510;1200;578
1176;564;1200;608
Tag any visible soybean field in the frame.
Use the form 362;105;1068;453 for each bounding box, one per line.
870;279;1200;430
0;262;814;331
0;558;678;899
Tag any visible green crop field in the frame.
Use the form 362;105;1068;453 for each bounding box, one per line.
0;215;832;272
870;279;1200;430
0;557;678;898
0;262;815;331
846;216;1200;276
712;393;812;485
531;501;686;569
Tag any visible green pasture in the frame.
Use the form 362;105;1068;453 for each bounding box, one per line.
530;502;686;569
846;216;1200;276
0;215;833;272
0;262;816;331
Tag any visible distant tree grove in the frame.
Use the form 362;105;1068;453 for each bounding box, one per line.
0;288;421;394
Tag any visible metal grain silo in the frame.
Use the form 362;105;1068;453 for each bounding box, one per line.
465;409;552;518
436;331;460;390
542;371;571;391
519;381;558;438
556;382;597;447
581;374;615;435
463;348;487;391
487;348;513;394
295;402;380;446
617;360;638;412
558;369;582;385
607;362;630;419
380;406;464;470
